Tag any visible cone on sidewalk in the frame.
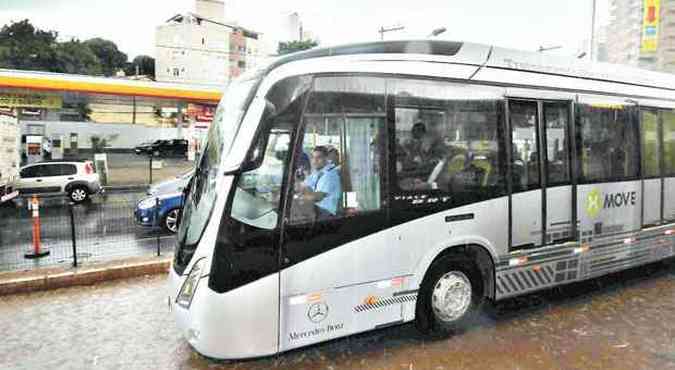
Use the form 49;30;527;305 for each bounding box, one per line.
24;195;49;259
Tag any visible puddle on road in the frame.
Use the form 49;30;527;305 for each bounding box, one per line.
2;262;675;369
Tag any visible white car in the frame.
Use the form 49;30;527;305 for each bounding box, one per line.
14;160;102;203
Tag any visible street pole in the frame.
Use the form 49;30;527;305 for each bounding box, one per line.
590;0;597;61
69;202;77;267
378;25;405;40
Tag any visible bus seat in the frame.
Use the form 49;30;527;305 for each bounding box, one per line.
471;157;492;187
446;154;466;178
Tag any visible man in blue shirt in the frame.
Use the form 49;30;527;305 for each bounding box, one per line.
299;146;341;219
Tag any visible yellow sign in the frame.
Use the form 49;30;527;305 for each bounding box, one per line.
641;0;660;54
0;92;63;109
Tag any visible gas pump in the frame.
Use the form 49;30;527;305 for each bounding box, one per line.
25;135;43;164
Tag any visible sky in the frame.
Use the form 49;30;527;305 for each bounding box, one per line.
0;0;610;59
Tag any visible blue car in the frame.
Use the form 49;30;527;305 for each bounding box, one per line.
134;192;183;233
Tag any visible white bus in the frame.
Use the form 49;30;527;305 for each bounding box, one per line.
168;40;675;359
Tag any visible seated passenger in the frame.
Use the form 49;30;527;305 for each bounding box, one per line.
396;146;432;191
400;121;446;178
297;146;342;219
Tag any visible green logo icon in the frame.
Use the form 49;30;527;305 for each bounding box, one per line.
586;188;602;218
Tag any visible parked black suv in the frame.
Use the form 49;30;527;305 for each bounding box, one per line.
134;139;188;157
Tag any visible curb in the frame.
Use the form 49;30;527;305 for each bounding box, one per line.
0;256;172;296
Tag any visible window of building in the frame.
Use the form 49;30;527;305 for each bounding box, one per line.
238;60;246;68
577;103;640;182
391;79;507;208
289;76;386;224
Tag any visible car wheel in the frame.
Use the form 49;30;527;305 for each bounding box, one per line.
163;208;180;233
68;186;89;203
415;255;484;336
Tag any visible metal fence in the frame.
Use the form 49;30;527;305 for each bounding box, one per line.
0;191;175;272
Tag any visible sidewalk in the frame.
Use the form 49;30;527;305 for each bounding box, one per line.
0;255;171;295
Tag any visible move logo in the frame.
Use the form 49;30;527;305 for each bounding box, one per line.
585;188;637;218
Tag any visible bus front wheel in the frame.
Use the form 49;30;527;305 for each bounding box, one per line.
415;255;484;336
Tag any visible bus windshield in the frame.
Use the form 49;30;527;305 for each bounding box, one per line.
176;77;258;249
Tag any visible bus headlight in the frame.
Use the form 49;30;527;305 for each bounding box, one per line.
176;258;205;309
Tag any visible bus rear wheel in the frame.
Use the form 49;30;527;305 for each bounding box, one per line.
415;255;484;336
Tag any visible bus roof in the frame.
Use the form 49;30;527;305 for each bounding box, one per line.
0;68;222;103
269;40;675;92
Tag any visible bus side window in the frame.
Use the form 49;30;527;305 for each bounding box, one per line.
390;78;507;208
577;104;640;183
289;76;386;224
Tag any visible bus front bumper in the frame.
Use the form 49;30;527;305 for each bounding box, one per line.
168;266;280;360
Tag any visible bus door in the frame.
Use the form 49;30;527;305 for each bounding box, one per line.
507;98;574;251
278;76;391;351
575;97;641;252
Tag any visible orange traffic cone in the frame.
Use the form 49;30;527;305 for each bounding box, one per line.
24;195;50;259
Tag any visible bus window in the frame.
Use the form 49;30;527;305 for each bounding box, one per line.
509;101;540;192
664;111;675;177
289;76;386;224
543;102;571;186
391;79;507;208
577;104;640;183
663;111;675;222
641;109;660;179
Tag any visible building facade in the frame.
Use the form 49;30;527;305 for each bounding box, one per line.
155;0;266;86
605;0;675;72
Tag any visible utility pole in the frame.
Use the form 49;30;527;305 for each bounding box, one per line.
378;25;405;40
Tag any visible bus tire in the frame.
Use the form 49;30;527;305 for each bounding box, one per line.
414;255;484;336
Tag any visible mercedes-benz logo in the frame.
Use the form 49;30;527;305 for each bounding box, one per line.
307;302;329;323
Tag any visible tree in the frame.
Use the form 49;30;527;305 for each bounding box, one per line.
0;19;58;72
83;37;128;76
124;55;155;79
277;39;318;55
54;39;102;75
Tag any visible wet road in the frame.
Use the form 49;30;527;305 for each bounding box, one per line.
0;191;174;271
4;261;675;369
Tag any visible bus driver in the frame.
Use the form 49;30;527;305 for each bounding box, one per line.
296;146;342;220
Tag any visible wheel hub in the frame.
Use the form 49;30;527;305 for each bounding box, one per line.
72;189;86;201
166;210;179;232
431;271;472;323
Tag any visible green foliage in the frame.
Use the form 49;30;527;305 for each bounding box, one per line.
76;102;92;121
0;19;58;71
124;55;155;78
0;19;130;76
277;39;319;55
89;133;118;153
82;38;128;76
54;39;102;75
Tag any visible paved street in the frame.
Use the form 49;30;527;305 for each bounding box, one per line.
3;261;675;369
0;191;174;271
